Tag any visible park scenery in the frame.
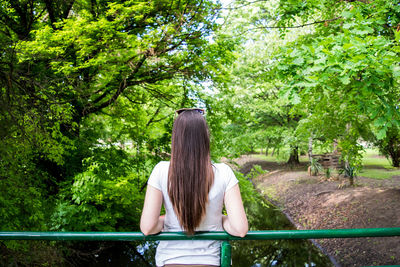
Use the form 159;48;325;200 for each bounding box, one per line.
1;0;400;266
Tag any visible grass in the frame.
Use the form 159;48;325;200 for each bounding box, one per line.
359;169;400;179
361;149;393;169
251;154;283;163
251;153;309;163
362;157;393;169
359;148;400;179
252;148;400;180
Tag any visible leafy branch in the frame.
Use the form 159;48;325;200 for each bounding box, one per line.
247;17;341;31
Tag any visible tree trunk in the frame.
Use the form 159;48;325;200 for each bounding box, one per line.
249;144;255;154
392;155;400;167
349;174;354;186
333;139;338;153
345;124;351;173
287;146;300;165
265;147;269;156
376;127;400;168
308;136;313;163
388;140;400;167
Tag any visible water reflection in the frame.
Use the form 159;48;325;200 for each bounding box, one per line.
230;195;334;266
232;239;331;266
88;241;157;266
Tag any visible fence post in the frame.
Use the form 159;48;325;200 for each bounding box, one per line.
221;241;231;267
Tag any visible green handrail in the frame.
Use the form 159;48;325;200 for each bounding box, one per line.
1;227;400;241
2;228;400;267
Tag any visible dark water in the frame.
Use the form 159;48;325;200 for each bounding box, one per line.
87;196;334;267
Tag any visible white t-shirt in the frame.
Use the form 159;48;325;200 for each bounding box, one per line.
147;161;239;266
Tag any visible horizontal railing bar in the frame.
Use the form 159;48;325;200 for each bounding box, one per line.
1;228;400;241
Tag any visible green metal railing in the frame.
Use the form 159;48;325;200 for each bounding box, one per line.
2;228;400;266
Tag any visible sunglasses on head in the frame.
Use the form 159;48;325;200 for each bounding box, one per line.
175;108;205;115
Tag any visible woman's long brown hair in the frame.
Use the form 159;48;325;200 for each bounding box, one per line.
168;110;214;235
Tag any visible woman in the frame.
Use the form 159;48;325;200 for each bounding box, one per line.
140;108;248;267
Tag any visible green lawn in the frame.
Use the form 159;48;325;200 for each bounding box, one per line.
361;148;393;168
251;154;282;162
252;148;400;180
359;168;400;179
359;149;400;179
362;157;393;169
251;153;309;163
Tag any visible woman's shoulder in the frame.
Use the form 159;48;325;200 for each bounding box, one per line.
212;162;234;173
154;161;170;170
212;163;238;190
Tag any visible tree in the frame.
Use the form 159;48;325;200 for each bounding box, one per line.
264;0;400;168
375;126;400;167
1;0;224;220
1;0;234;264
209;1;309;163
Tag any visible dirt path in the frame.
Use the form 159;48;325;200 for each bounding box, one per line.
235;155;400;267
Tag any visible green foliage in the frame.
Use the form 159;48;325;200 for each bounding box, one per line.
374;126;400;167
4;0;400;264
51;147;153;231
0;172;46;231
247;165;268;180
233;168;272;229
338;134;365;171
234;170;259;205
210;1;314;162
343;165;357;179
1;0;231;264
325;168;332;179
340;164;358;186
268;0;400;162
309;158;323;176
1;0;227;221
212;0;400;168
214;0;400;174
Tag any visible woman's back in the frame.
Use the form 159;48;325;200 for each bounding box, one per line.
140;109;248;267
147;161;239;266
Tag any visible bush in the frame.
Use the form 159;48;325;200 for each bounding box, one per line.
309;158;323;176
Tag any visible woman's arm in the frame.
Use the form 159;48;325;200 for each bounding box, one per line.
223;184;248;237
140;185;164;236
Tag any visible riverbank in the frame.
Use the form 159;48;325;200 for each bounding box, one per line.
234;155;400;267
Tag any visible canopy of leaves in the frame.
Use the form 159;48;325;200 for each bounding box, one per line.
0;0;238;264
215;0;400;167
